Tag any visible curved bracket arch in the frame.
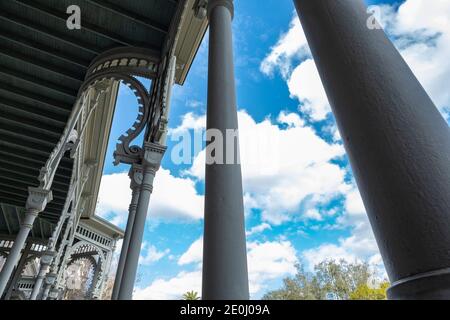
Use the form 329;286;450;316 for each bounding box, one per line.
37;47;160;190
78;73;151;165
68;241;106;263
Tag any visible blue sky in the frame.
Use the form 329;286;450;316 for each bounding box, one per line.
95;0;450;299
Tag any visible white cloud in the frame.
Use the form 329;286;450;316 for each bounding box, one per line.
96;172;132;226
277;110;304;128
262;1;450;120
287;59;330;121
178;237;203;266
139;242;170;266
302;186;384;275
256;0;450;277
303;208;322;221
246;223;271;236
260;15;309;78
389;0;450;116
136;239;298;299
96;168;204;226
133;270;202;300
247;241;298;294
180;110;347;225
169;112;206;136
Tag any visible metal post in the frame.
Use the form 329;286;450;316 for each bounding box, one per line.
4;242;32;300
293;0;450;299
30;250;55;300
52;216;74;291
40;272;57;301
202;0;249;300
88;258;102;299
112;164;142;300
117;142;166;300
0;187;52;297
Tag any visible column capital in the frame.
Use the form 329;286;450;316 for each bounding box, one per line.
45;272;58;285
129;163;144;189
26;187;53;212
40;250;56;266
142;142;167;169
208;0;234;20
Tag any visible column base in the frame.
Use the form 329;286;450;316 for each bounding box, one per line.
388;268;450;300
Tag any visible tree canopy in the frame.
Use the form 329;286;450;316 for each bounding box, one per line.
263;260;389;300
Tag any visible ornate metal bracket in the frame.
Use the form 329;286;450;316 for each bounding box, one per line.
82;47;162;166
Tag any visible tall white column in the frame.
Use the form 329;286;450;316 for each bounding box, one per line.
118;142;166;300
202;0;249;300
0;187;52;297
112;164;142;300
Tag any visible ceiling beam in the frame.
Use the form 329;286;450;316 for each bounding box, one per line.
0;204;13;235
0;168;70;191
0;98;69;124
0;121;60;147
0;32;90;69
0;185;67;206
0;10;100;56
0;143;73;169
85;0;169;34
0;81;73;113
0;47;84;84
13;0;134;47
0;159;69;181
0;170;70;190
0;113;63;138
0;127;57;149
0;196;63;213
0;99;66;128
0;66;78;99
0;178;69;198
0;138;55;159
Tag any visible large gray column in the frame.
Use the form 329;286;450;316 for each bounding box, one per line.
293;0;450;299
112;164;142;300
202;0;249;300
118;142;166;300
0;187;52;297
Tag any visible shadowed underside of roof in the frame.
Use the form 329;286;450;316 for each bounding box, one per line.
0;0;180;234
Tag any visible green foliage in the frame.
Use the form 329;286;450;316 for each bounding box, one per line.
182;290;200;300
349;281;389;300
263;260;389;300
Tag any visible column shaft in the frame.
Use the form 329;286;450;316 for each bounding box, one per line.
112;166;141;300
30;272;45;300
202;0;249;300
30;250;54;300
118;143;165;300
41;284;51;300
0;209;38;297
4;242;32;300
293;0;450;299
